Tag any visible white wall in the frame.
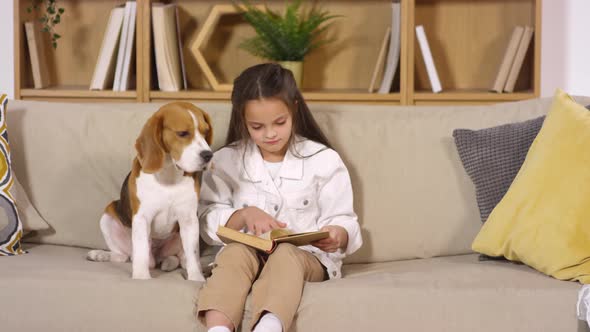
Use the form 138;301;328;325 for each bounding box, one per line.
541;0;590;97
1;1;589;99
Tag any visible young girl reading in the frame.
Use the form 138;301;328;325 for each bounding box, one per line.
197;63;363;332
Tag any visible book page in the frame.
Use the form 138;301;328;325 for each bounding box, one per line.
274;231;329;247
259;228;294;241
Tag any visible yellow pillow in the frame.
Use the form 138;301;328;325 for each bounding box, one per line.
472;89;590;283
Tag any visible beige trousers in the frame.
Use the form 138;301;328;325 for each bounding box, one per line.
197;242;327;331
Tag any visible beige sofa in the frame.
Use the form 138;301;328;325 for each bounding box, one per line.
2;97;589;332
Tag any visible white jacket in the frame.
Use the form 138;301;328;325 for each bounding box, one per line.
198;137;363;279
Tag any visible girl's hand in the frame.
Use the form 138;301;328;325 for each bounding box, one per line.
311;225;349;253
241;206;287;236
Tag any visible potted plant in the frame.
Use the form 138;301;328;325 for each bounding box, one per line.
27;0;65;49
235;0;340;87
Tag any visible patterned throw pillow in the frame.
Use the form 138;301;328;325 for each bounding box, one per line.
0;95;26;256
453;116;545;223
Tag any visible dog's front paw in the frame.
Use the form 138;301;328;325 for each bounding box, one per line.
186;270;206;282
87;250;110;262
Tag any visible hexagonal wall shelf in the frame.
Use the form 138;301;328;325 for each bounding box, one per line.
190;4;258;92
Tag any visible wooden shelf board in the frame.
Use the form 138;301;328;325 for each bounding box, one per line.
150;89;401;102
20;86;137;99
150;90;231;100
413;89;535;101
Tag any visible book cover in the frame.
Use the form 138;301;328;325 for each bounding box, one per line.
369;27;391;93
504;26;534;93
415;25;442;93
175;6;188;90
119;1;137;91
152;3;183;92
377;0;401;94
90;6;125;90
24;21;50;89
490;26;524;93
113;2;133;91
216;226;329;254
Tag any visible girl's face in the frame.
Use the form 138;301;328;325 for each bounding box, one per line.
244;98;293;161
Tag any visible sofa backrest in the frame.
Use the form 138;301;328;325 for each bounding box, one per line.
8;96;590;264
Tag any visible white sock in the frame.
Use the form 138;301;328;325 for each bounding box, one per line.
208;326;232;332
253;312;283;332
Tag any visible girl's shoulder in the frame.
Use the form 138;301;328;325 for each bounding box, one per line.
211;143;244;166
293;138;344;165
213;142;242;156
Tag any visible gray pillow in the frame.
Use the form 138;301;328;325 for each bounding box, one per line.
453;116;545;223
454;116;549;262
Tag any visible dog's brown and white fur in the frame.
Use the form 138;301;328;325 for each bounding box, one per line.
87;102;213;281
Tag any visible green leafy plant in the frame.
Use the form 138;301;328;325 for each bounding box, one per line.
27;0;65;49
235;0;340;61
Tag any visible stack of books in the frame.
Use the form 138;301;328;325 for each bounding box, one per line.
89;1;137;91
151;3;187;92
90;2;187;92
369;0;401;94
491;26;535;93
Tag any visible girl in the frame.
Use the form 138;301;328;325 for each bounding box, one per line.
197;63;362;332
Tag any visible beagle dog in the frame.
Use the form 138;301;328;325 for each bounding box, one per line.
87;102;213;281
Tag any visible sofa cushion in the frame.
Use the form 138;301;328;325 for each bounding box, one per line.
0;243;219;331
472;89;590;283
453;115;545;223
295;254;582;332
11;174;50;234
0;99;49;236
302;99;575;263
6;101;231;250
0;244;582;332
0;95;26;255
0;244;201;331
7;97;590;263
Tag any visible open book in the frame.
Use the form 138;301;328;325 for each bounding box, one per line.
216;226;329;254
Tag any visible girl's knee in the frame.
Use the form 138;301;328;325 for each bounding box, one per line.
217;243;259;265
221;243;254;256
270;243;301;260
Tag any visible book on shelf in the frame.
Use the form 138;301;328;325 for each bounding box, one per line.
368;27;390;93
216;226;329;254
113;1;137;92
120;1;137;91
415;25;442;93
490;26;524;93
24;21;50;89
152;3;185;92
377;0;401;94
175;6;188;90
504;26;534;93
89;6;125;90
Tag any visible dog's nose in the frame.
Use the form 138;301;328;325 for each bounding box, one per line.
200;150;213;163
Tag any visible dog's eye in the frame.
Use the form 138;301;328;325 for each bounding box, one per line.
177;131;190;138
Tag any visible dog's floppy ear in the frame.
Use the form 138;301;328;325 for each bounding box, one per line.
135;113;165;173
202;110;213;146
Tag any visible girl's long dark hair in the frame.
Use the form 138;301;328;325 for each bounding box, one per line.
226;63;332;152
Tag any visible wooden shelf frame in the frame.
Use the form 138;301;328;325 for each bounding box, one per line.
406;0;541;104
14;0;541;105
